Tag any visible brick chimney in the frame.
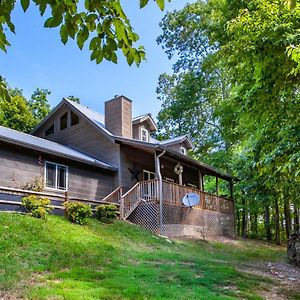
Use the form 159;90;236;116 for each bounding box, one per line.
105;95;132;138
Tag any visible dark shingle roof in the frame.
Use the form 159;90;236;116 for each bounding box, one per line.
0;126;117;171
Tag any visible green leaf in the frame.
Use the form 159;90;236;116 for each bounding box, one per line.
89;37;99;50
21;0;30;12
60;25;68;44
44;16;63;28
156;0;165;10
77;26;89;50
140;0;149;9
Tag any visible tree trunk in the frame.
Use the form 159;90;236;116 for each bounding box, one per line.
265;205;272;241
284;199;291;240
274;198;281;245
294;201;299;233
236;206;241;236
242;198;247;238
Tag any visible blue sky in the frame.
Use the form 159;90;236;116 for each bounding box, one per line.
0;1;190;118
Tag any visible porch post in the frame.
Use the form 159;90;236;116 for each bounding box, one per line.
216;176;219;196
198;170;204;191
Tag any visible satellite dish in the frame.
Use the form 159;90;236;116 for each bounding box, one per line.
182;193;200;207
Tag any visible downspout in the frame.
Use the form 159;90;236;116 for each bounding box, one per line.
156;150;166;235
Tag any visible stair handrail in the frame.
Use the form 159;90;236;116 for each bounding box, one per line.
101;186;123;204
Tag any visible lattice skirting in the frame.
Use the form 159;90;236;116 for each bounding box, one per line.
127;202;235;239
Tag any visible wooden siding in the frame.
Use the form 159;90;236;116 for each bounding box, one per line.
132;121;151;141
120;144;156;192
165;143;186;154
160;156;199;188
33;104;120;171
120;145;200;192
0;142;114;200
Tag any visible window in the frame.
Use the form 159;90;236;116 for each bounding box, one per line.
60;112;68;130
140;128;149;142
143;170;155;181
45;162;68;190
71;111;79;126
45;124;54;136
181;147;186;155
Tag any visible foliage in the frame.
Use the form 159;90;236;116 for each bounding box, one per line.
63;201;93;225
96;204;118;223
0;0;172;66
67;95;80;103
157;0;300;243
22;176;45;192
0;82;52;132
28;88;51;124
21;195;52;219
1;213;296;299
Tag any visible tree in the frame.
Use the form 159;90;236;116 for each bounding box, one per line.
29;88;51;125
0;94;35;133
0;82;52;132
157;0;300;242
0;0;170;65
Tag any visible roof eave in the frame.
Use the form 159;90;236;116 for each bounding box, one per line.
0;136;117;172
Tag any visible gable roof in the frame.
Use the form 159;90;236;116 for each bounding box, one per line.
159;135;194;149
132;113;158;132
0;126;117;171
31;98;114;139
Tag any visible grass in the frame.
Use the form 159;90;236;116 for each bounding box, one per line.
0;212;296;300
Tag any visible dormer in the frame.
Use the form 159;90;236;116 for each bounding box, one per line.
132;114;157;142
160;135;194;155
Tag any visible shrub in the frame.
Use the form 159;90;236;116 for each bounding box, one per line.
21;195;52;219
63;201;93;225
96;204;118;223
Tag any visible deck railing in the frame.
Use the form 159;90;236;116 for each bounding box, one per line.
162;180;233;214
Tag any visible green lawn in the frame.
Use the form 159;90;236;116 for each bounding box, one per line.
0;213;297;299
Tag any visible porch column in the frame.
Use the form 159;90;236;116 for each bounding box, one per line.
216;176;219;196
198;170;204;191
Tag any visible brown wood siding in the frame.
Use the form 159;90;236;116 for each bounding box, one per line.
0;142;114;200
132;121;151;141
160;156;199;188
120;144;155;192
33;105;120;170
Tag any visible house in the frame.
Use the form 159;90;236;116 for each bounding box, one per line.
0;95;235;238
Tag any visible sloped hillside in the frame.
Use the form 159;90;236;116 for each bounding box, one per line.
0;213;298;300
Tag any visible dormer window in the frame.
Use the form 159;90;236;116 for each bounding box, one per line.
140;128;149;142
60;112;68;130
181;147;186;155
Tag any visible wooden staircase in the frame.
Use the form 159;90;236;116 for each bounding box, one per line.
101;180;159;220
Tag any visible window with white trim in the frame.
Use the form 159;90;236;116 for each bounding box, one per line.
45;162;68;190
140;128;149;142
180;146;186;155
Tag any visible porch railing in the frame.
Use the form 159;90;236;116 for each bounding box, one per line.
162;180;233;214
120;179;233;220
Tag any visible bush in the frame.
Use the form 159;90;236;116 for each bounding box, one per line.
21;195;52;219
63;201;93;225
96;204;118;223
